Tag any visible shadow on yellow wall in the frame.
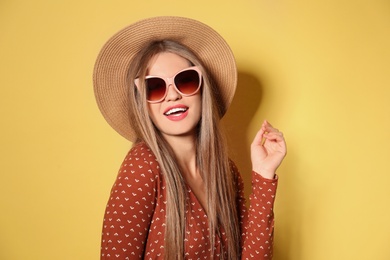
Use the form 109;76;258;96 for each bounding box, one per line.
223;71;305;260
223;71;263;186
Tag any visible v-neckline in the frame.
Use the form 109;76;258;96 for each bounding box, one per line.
186;183;208;217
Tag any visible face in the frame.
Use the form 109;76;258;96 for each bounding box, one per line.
145;52;202;140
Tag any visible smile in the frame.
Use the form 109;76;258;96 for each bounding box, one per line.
163;105;189;121
164;107;188;116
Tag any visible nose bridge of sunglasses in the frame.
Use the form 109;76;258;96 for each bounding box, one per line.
166;76;175;88
165;82;182;97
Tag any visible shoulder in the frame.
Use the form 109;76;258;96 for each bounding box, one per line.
228;158;241;179
228;158;244;186
126;141;157;162
228;158;239;173
119;141;161;179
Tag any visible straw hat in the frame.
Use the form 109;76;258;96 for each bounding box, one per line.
93;16;237;141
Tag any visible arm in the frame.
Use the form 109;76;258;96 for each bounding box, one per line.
100;143;159;259
239;170;278;259
240;120;287;259
234;163;278;259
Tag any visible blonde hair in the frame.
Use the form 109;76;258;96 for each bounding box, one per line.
127;40;239;259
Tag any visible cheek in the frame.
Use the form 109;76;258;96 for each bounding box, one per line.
147;104;159;124
193;96;203;121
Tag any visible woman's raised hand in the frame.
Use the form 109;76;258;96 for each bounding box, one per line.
251;120;287;179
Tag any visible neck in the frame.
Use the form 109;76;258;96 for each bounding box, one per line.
163;134;198;178
162;133;207;214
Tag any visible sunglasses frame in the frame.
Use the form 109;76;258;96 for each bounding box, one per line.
134;66;202;103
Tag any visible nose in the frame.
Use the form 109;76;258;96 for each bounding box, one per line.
164;84;182;101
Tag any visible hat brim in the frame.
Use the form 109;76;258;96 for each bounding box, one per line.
93;16;237;141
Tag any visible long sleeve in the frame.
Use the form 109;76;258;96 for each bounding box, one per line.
235;165;278;259
100;143;160;259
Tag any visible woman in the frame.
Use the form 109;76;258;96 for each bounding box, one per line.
94;16;286;260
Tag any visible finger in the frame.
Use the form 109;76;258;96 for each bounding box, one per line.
263;132;284;142
264;125;279;133
252;126;266;146
265;134;286;150
253;120;270;146
263;120;279;133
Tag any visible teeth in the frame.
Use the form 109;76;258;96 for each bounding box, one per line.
165;107;187;115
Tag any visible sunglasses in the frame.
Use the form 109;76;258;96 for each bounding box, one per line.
134;66;202;103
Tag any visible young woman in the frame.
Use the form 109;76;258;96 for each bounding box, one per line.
94;16;286;260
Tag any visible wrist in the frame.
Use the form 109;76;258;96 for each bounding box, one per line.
252;168;276;180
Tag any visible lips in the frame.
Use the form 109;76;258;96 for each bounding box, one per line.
163;105;189;121
164;105;188;116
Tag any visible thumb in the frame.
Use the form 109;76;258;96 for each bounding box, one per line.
252;121;266;147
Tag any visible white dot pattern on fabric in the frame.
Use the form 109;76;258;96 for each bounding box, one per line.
100;142;278;259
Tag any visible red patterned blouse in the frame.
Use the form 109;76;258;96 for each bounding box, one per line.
100;142;278;259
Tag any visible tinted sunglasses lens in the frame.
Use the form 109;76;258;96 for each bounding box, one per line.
175;70;200;95
146;78;166;101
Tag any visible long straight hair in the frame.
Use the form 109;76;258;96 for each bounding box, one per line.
127;40;240;259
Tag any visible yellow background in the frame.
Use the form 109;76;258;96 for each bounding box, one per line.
1;0;389;259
